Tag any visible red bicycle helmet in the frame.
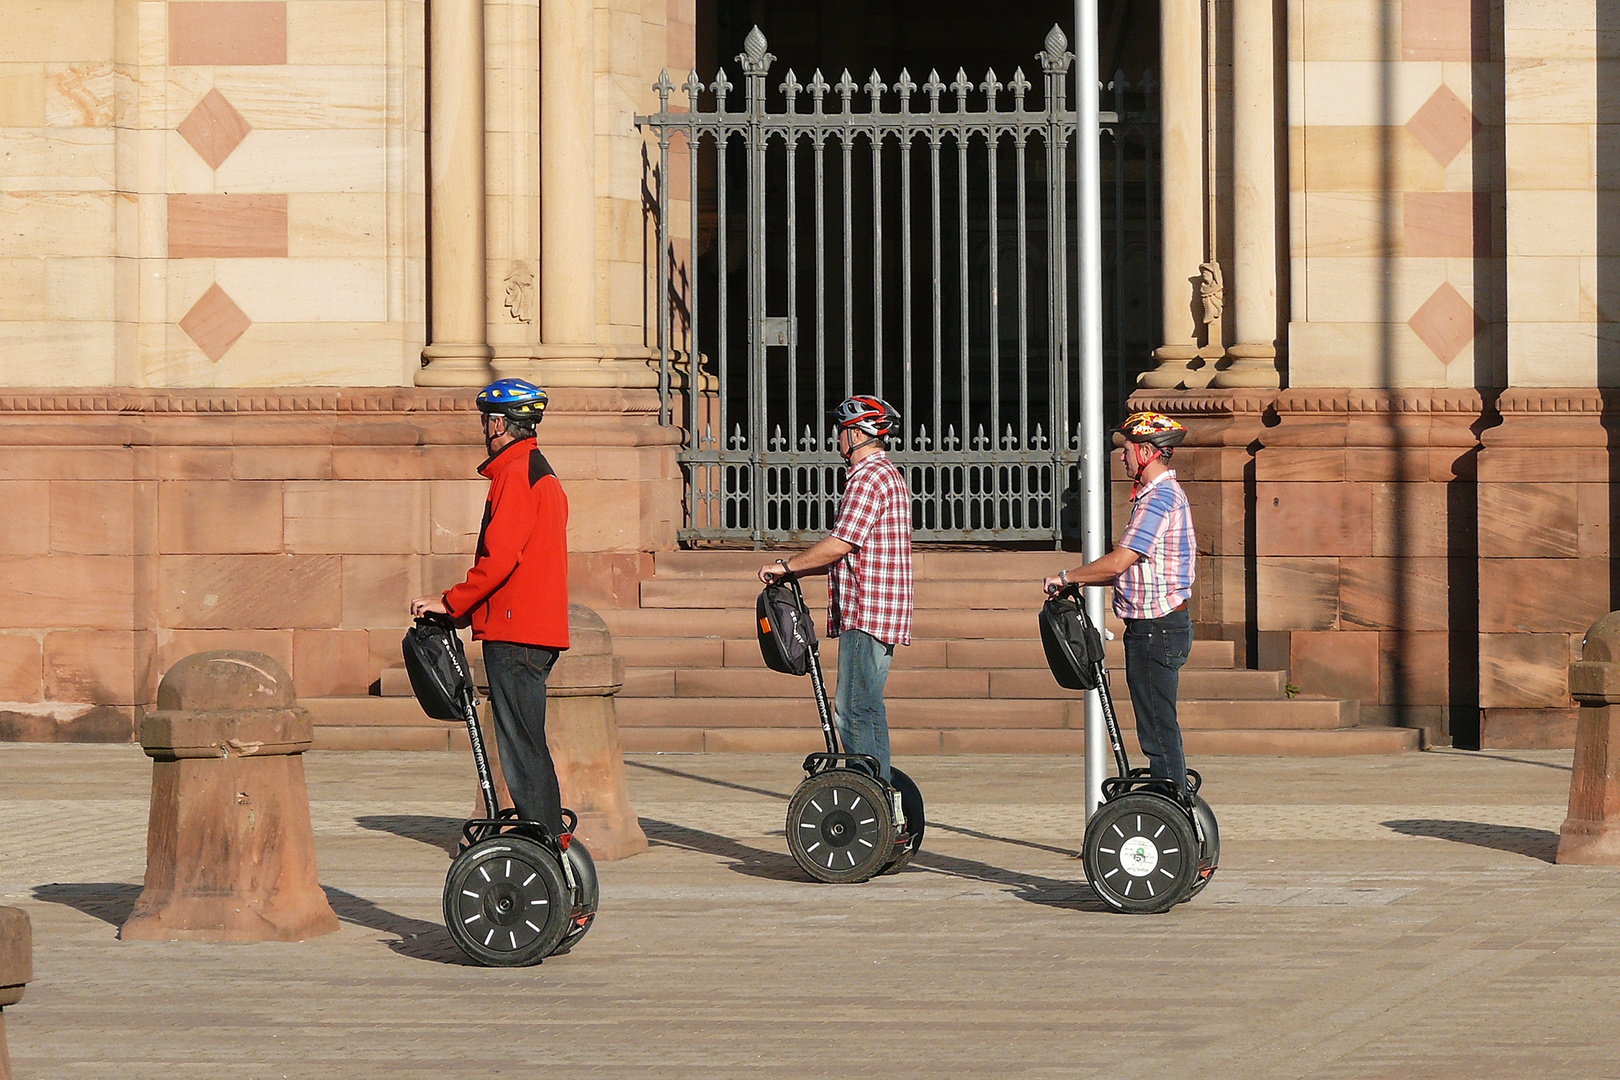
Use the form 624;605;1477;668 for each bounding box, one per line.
831;395;900;438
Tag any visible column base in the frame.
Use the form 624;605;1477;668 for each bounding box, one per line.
494;345;666;389
1137;345;1211;390
418;343;496;387
1210;343;1282;389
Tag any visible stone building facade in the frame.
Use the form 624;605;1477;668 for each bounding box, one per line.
0;0;1615;748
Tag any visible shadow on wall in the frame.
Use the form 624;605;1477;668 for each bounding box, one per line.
1601;0;1620;617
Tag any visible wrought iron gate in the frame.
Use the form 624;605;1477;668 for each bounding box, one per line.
639;25;1157;544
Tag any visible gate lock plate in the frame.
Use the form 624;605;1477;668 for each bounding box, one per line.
760;317;796;347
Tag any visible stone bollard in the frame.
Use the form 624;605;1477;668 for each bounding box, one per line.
0;907;29;1080
120;651;340;941
471;604;647;860
1559;613;1620;864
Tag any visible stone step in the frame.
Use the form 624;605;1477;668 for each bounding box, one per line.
618;666;1289;702
617;725;1422;756
603;607;1065;640
641;577;1055;611
654;549;1073;580
613;695;1354;731
613;635;1236;671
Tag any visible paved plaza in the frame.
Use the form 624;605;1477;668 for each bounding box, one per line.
1;744;1616;1078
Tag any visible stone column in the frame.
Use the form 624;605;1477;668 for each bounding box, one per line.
120;651;339;941
1559;613;1620;864
517;0;600;382
1140;0;1207;389
1212;0;1283;389
419;0;495;386
0;907;28;1080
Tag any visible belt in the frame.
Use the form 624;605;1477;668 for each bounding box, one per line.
1123;601;1187;622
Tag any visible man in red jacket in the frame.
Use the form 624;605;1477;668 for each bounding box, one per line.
411;378;571;839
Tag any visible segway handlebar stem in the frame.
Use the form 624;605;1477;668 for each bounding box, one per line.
779;565;841;758
1047;583;1133;780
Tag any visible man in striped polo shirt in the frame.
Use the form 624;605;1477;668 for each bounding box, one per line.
760;395;912;782
1043;411;1197;797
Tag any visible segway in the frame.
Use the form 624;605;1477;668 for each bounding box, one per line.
1039;587;1219;913
402;614;598;964
758;566;924;883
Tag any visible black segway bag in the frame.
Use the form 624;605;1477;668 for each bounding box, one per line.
1039;590;1106;691
401;617;474;721
757;581;817;676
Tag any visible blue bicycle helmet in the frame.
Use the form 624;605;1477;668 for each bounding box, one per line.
476;378;548;424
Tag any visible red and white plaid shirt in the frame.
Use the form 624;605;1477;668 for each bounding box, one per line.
828;450;913;646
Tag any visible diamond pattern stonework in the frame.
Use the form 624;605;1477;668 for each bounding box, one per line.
1406;85;1477;167
1408;282;1479;365
178;89;251;170
179;284;252;362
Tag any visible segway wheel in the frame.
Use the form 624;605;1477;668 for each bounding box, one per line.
879;766;926;875
551;839;600;956
786;769;895;884
1082;793;1200;914
443;834;571;965
1184;796;1220;900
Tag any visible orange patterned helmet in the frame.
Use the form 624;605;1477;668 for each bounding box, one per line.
1112;411;1187;453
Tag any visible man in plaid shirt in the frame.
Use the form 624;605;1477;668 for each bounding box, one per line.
760;395;912;781
1043;412;1197;797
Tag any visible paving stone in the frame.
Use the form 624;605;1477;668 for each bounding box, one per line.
0;745;1615;1079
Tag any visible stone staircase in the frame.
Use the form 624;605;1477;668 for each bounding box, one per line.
300;549;1419;755
602;551;1416;756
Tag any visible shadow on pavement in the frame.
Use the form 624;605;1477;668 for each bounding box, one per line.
356;813;462;856
642;817;1107;911
32;882;141;925
641;817;804;881
322;886;476;966
629;759;1081;859
1426;749;1573;773
1381;819;1560;862
626;759;794;801
907;851;1106;913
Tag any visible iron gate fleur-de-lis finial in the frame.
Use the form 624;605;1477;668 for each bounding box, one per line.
894;68;917;113
951;68;972;109
980;68;1003;107
865;71;886;112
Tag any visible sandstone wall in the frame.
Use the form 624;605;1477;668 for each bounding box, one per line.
0;387;680;742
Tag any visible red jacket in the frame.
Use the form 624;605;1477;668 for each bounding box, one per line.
442;438;570;650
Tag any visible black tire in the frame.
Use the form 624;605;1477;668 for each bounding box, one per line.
1184;796;1220;900
551;839;599;955
443;834;571;965
879;766;926;875
1082;793;1200;914
786;768;895;883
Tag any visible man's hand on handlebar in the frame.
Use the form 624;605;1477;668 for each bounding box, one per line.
758;559;791;585
410;595;450;618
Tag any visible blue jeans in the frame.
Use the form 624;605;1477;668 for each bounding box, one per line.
481;640;565;838
1122;608;1193;794
833;628;894;782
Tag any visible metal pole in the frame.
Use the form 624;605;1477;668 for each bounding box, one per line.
1075;1;1107;819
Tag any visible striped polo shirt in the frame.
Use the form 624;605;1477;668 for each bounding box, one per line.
1113;470;1196;620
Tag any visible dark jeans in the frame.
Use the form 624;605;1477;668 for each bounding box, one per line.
482;640;565;838
833;628;894;782
1122;608;1193;794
